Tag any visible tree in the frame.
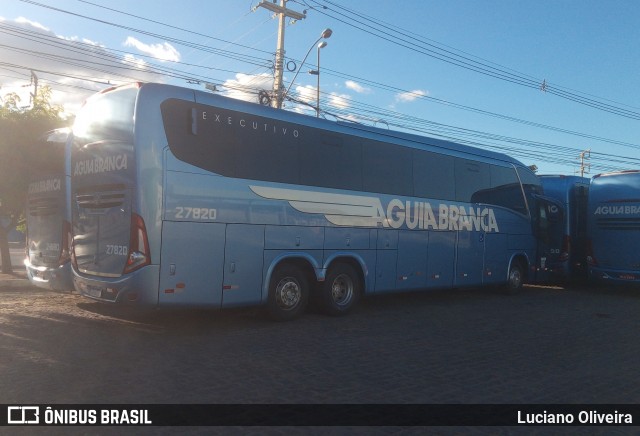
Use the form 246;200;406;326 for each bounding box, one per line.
0;86;69;273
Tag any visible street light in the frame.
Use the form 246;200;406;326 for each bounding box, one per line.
283;28;332;106
308;41;327;117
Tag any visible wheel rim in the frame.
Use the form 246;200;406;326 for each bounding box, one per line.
331;273;354;307
275;277;301;311
509;267;522;289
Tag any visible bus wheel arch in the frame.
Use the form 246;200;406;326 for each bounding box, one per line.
319;257;364;316
266;258;315;321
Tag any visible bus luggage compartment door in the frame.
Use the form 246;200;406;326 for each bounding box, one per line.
159;221;225;306
222;224;265;307
454;230;484;287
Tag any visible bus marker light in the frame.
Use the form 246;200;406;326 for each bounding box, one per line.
127;293;138;301
164;289;175;294
123;213;151;274
176;283;185;289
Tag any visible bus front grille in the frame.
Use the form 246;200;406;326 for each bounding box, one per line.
28;197;59;216
76;184;126;210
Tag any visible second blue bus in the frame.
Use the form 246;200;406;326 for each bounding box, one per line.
25;128;74;291
587;170;640;284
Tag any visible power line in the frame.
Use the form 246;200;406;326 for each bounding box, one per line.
0;23;266;85
76;0;274;57
13;2;639;153
309;0;640;121
17;0;273;69
7;2;638;172
287;89;640;172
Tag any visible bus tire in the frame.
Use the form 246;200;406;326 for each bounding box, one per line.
320;264;361;316
267;265;309;321
505;261;524;294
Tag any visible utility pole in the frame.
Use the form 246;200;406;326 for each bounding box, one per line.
255;0;305;109
30;70;38;107
578;149;591;177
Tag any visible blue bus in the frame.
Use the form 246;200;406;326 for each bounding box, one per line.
539;175;589;281
25;128;74;291
587;170;640;284
69;82;557;320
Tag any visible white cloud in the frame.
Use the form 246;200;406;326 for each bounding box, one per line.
15;17;49;32
282;85;319;115
293;85;316;104
396;89;428;102
0;18;166;116
123;53;148;70
328;92;351;110
345;80;370;94
221;73;273;103
124;37;180;62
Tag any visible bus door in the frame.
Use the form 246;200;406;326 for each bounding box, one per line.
532;194;564;282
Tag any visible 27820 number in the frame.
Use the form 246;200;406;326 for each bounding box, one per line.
174;207;217;220
106;245;128;256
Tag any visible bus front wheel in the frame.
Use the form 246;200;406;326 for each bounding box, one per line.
267;265;309;321
320;264;361;316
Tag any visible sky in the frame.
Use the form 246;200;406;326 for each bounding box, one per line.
1;0;639;176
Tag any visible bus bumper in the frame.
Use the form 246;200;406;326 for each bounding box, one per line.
25;260;74;292
589;267;640;285
73;265;160;305
544;261;570;281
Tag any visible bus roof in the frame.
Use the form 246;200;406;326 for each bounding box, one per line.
593;169;640;179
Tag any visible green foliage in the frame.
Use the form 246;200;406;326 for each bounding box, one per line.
0;85;70;272
0;85;69;226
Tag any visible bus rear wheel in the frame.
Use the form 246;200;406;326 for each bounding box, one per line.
505;261;524;294
267;265;309;321
320;264;361;316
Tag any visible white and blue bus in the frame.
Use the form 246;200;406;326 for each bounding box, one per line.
539;175;589;282
70;82;557;320
25;128;74;291
587;170;640;284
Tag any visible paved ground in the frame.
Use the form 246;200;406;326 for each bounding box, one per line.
0;244;30;289
1;280;639;433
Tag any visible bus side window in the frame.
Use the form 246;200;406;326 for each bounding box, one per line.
537;202;550;243
454;159;491;202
